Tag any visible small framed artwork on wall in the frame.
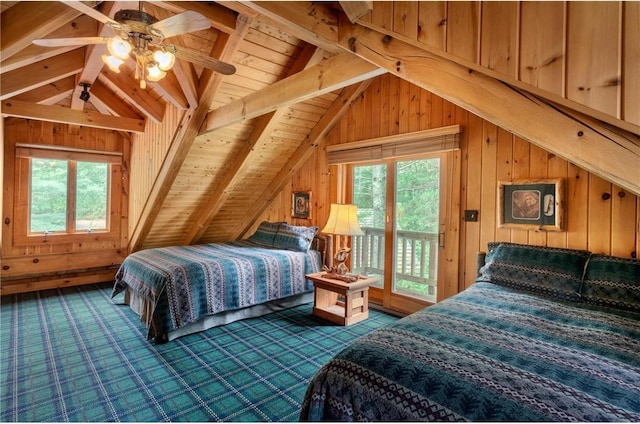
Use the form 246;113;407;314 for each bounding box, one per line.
292;191;312;219
498;179;564;231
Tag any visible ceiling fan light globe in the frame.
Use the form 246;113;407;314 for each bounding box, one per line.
101;54;123;73
107;37;131;60
146;63;166;81
153;50;175;71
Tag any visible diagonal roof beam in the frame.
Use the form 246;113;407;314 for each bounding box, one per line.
183;44;324;244
128;13;252;252
227;80;373;240
0;49;85;101
0;1;82;60
199;52;385;135
0;14;97;74
339;23;640;196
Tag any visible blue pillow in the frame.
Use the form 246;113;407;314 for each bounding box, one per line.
246;221;282;247
581;254;640;312
479;242;591;302
273;224;318;252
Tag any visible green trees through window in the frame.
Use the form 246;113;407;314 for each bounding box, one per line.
29;159;108;233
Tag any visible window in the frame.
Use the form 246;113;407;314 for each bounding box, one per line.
14;145;122;244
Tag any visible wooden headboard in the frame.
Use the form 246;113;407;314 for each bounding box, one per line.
476;251;487;278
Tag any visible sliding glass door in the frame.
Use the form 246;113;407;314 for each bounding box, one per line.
350;155;443;311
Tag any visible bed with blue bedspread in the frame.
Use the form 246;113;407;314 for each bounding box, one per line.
112;222;324;342
300;242;640;421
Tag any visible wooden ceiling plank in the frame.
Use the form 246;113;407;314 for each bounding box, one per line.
1;99;145;133
0;14;97;74
129;13;252;252
227;80;372;240
0;1;82;60
200;52;385;135
100;67;166;123
183;43;322;244
0;49;85;101
340;23;640;196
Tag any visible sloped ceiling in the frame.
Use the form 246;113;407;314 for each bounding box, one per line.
1;1;638;252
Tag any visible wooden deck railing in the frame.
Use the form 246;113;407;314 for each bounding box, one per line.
351;227;438;296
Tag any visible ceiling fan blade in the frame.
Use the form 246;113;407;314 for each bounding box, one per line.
173;46;236;75
148;11;211;39
33;37;110;47
60;1;119;26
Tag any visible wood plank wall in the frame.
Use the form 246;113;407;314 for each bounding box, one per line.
361;1;640;129
258;73;640;293
1;119;130;294
127;103;184;240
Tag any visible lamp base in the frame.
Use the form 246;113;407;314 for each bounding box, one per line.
321;247;358;282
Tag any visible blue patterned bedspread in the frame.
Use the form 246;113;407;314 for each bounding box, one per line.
113;241;321;340
300;282;640;421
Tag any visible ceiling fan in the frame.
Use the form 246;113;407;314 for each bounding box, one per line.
33;2;236;89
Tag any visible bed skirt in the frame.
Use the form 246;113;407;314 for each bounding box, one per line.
122;287;313;341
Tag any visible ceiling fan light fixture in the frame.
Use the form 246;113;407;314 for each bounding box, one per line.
107;37;132;60
146;62;166;81
102;54;123;73
153;49;175;71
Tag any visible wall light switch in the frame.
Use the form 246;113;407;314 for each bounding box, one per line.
464;210;478;222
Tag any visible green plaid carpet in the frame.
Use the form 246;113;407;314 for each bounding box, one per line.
1;283;398;422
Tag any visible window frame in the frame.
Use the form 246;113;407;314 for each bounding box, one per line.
13;144;123;246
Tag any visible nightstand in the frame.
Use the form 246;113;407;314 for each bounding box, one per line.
306;272;376;326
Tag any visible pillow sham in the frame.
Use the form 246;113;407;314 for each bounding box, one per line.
246;221;282;247
273;224;319;252
581;254;640;312
478;242;591;302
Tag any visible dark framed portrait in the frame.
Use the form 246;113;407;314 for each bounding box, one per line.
291;191;312;219
498;179;564;231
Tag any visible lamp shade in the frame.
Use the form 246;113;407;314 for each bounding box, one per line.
321;204;364;236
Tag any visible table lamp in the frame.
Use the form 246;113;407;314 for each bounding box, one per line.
321;203;364;277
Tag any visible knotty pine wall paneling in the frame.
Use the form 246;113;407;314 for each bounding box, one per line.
368;1;638;131
265;74;639;296
2;120;129;294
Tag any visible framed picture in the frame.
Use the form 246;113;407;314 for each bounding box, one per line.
498;179;564;231
292;191;312;219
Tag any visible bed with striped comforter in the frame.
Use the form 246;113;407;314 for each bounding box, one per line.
300;243;640;421
112;240;321;341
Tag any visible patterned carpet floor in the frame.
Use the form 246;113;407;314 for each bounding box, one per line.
1;283;398;422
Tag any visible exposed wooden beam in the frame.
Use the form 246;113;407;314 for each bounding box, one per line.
246;1;342;54
100;66;166;124
1;99;145;133
200;52;385;135
183;43;323;244
89;79;142;119
228;80;372;240
338;23;640;196
12;76;76;105
0;14;97;74
128;14;252;252
0;49;85;101
0;1;82;60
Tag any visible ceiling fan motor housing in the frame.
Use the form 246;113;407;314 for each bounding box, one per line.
114;9;160;38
